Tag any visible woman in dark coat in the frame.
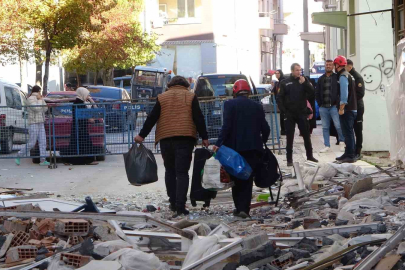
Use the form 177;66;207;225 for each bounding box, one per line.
274;70;286;135
65;87;98;165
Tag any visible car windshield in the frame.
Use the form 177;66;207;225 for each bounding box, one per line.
313;65;325;73
88;88;121;100
195;75;248;97
134;71;157;87
114;80;120;87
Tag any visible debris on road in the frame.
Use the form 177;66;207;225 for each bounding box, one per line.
0;163;404;269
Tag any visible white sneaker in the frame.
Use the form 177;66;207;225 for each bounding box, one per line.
340;143;346;152
319;147;330;153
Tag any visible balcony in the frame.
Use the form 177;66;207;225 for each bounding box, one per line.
153;0;213;43
273;19;288;35
155;0;203;28
258;12;274;30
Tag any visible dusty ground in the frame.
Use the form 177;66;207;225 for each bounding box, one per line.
0;125;392;221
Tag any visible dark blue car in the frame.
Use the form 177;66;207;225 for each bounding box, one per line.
87;86;133;132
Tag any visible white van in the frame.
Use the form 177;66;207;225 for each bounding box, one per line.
0;79;29;154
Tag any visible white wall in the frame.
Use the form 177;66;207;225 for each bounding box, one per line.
355;0;393;151
212;0;261;83
0;60;63;93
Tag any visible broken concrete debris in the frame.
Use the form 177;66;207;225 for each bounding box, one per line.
0;164;404;269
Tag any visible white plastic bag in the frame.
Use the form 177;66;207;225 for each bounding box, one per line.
202;157;233;190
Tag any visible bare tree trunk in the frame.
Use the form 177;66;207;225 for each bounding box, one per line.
42;46;51;96
76;72;81;87
94;70;98;85
35;53;42;86
101;68;114;86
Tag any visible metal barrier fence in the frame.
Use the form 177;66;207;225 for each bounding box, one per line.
0;94;280;164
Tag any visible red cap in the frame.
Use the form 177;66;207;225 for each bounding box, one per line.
333;55;347;67
233;79;251;95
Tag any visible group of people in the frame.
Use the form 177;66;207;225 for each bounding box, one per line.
274;55;364;165
15;86;100;166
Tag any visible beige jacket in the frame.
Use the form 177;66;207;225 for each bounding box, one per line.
26;93;48;124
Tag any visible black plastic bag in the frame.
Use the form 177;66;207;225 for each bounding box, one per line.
123;143;158;186
190;148;217;207
254;144;280;188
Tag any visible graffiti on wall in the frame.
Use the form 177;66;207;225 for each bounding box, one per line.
360;54;394;95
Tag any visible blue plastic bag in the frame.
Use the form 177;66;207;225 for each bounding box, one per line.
215;146;252;180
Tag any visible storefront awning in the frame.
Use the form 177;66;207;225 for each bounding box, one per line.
300;32;325;43
312;11;347;29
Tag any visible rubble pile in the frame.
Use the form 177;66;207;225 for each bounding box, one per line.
0;164;405;269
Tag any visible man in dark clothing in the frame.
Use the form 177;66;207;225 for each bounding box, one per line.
334;56;357;163
278;63;318;166
135;76;209;216
213;79;270;219
347;59;365;160
316;60;345;153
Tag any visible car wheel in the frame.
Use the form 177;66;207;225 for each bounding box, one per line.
96;155;105;161
30;147;40;164
0;132;13;154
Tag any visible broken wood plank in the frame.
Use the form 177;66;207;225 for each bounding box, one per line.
375;165;394;177
0;258;35;268
374;254;401;270
0;234;13;258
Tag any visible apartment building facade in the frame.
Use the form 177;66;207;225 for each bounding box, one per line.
142;0;288;83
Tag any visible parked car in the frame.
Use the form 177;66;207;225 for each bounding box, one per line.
192;74;254;139
33;91;105;163
256;84;273;113
113;76;132;94
86;86;132;132
0;79;28;154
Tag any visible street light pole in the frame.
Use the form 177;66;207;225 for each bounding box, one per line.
303;0;310;76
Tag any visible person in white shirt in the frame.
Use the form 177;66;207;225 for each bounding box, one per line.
15;85;50;166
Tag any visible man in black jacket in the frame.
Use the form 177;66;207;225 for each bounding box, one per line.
213;79;270;219
278;63;318;166
347;59;365;159
316;60;345;153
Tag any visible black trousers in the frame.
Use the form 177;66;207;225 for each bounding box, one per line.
231;150;261;215
354;106;364;152
160;137;195;208
285;114;313;160
280;111;285;132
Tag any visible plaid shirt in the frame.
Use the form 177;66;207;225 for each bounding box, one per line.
322;76;332;107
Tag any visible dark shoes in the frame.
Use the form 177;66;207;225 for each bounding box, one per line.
336;154;347;161
169;203;176;212
287;160;293;167
233;210;250;219
307;156;318;163
339;157;356;163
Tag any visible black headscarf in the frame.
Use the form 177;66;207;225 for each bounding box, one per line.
276;69;285;82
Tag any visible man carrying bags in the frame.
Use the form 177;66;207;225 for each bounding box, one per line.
213;79;270;219
135;76;209;217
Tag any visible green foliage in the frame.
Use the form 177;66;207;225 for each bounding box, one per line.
63;0;159;76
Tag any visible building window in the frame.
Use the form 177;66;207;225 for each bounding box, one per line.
349;0;356;56
395;0;405;44
177;0;195;18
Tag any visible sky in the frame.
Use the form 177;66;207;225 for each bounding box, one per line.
282;0;325;72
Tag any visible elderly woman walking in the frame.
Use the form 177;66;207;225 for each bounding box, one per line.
15;85;49;166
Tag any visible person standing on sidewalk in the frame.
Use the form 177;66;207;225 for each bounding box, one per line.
213;79;270;219
274;69;286;135
15;85;50;166
346;59;365;160
278;63;318;166
316;60;345;153
135;76;209;216
334;56;358;163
